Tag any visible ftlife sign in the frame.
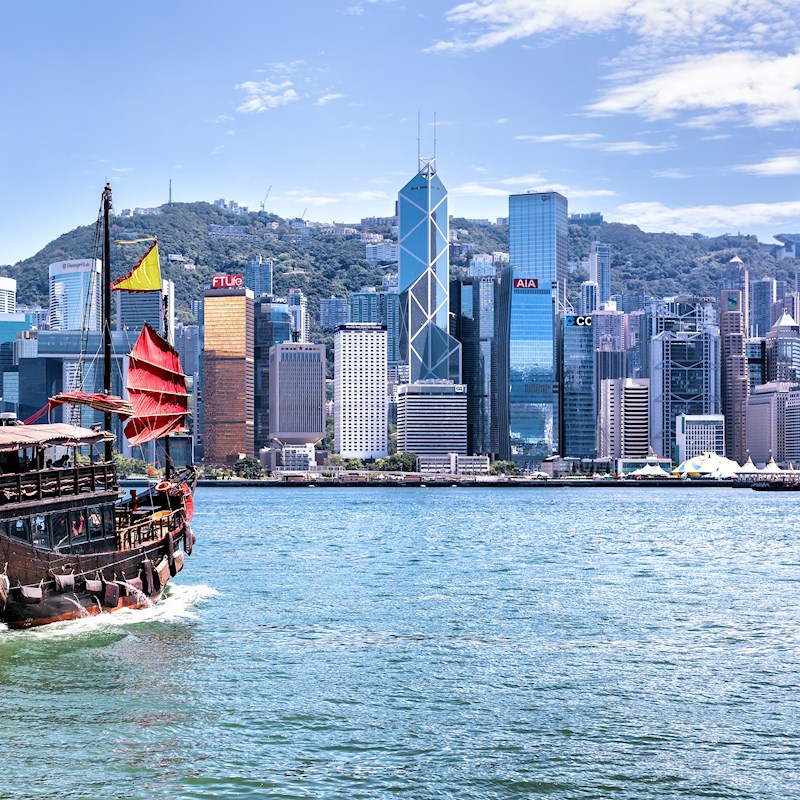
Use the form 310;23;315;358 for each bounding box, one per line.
211;274;244;289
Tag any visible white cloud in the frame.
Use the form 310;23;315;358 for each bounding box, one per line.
213;114;234;123
282;188;391;206
111;167;133;173
209;145;225;156
515;133;603;143
591;140;675;155
495;117;510;124
316;93;346;105
428;0;792;53
452;176;615;198
588;49;800;127
236;79;299;113
651;168;691;179
735;153;800;176
616;199;800;234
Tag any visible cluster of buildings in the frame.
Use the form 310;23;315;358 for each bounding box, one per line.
2;163;798;476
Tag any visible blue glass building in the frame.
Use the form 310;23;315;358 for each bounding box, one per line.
561;315;596;457
398;160;460;382
498;271;558;465
254;296;293;451
451;276;499;456
245;256;273;298
350;288;400;365
508;192;568;308
49;259;101;331
590;242;612;305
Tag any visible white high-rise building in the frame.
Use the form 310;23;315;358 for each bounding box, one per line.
287;288;308;343
0;277;17;312
334;324;388;459
598;378;650;459
49;259;101;331
396;380;467;456
675;414;725;462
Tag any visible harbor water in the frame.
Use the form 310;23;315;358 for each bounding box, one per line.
1;487;798;799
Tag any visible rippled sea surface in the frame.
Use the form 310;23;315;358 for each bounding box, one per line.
1;487;799;799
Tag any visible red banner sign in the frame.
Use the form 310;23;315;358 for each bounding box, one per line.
211;274;244;289
513;278;539;289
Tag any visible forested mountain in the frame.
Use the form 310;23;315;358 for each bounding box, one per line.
1;202;794;325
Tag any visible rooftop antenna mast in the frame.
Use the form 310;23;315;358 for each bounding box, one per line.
169;178;172;205
433;111;437;164
417;111;421;170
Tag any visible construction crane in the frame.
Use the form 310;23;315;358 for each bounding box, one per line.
259;185;272;213
300;207;307;220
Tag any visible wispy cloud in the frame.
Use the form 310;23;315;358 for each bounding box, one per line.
651;168;691;179
111;167;134;173
282;188;392;206
592;140;675;155
428;0;793;54
236;79;299;112
616;199;800;234
515;133;603;144
316;93;346;105
495;117;510;124
588;49;800;128
735;152;800;176
452;175;615;199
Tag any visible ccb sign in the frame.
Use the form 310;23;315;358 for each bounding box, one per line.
211;274;244;289
566;315;592;327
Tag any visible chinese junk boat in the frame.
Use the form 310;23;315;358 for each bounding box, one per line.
0;184;197;629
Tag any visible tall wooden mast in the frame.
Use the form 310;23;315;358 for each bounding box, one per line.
102;183;113;463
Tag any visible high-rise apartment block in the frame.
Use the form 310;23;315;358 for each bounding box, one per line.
334;324;388;459
396;381;467;456
589;242;611;305
765;312;800;383
268;342;326;445
746;382;799;465
398;160;461;382
319;297;350;331
578;281;598;315
49;260;101;331
750;277;776;337
287;288;309;343
350;287;400;364
0;277;17;313
597;378;650;460
202;284;254;464
245;255;273;298
116;279;174;341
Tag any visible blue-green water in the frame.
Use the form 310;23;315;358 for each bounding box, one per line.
1;487;799;799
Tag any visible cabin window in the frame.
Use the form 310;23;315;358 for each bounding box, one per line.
31;515;49;549
103;506;114;538
51;512;69;549
70;509;87;545
9;518;29;543
0;521;6;538
88;506;103;540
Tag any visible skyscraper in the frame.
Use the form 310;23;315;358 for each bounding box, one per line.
649;297;720;460
589;242;612;305
397;160;461;382
396;381;467;455
451;275;499;456
597;378;650;460
0;277;17;313
287;288;309;343
723;255;749;331
268;342;326;445
49;260;101;331
750;277;776;337
350;287;400;364
319;297;350;331
720;289;749;463
245;255;273;298
578;281;598;316
202;284;254;464
116;279;174;342
497;272;558;466
508;191;568;309
561;315;596;458
334;324;388;459
254;296;293;453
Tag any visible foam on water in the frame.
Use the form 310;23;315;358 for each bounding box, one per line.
0;583;219;641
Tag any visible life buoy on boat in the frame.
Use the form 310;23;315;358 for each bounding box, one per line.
0;575;9;611
184;523;194;556
140;559;154;596
155;481;171;492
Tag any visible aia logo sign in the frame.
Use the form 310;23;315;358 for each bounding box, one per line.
513;278;539;289
566;315;592;327
211;274;244;289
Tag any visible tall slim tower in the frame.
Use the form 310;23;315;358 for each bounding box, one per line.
589;242;612;305
720;289;749;463
398;158;461;382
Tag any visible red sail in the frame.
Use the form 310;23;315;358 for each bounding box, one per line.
124;323;188;445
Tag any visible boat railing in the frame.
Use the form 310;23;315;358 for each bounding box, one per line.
116;506;185;551
0;462;117;506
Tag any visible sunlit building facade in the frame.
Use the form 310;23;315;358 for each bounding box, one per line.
561;315;596;458
49;259;101;331
203;285;254;464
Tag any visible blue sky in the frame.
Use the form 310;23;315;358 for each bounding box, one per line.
1;0;799;264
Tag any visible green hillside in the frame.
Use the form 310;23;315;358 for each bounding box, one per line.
2;202;794;325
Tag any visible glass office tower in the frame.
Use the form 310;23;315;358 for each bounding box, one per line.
561;315;596;457
498;271;558;466
398;160;461;382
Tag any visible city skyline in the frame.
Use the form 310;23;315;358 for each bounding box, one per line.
2;2;800;265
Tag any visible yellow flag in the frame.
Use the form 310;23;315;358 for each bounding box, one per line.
112;242;162;292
